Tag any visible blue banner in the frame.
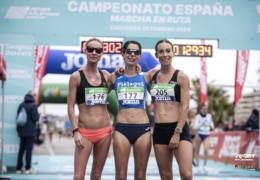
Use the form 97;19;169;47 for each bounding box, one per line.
0;34;35;167
45;47;159;75
0;0;259;50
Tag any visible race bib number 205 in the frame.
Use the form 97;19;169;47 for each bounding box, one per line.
150;84;175;102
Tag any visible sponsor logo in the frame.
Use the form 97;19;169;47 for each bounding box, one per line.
145;127;150;131
5;44;32;57
0;144;19;153
7;69;32;79
122;99;140;105
43;87;60;97
0;123;16;129
5;6;60;19
0;95;23;104
89;89;94;93
235;154;255;161
120;88;126;92
257;5;260;15
235;164;255;171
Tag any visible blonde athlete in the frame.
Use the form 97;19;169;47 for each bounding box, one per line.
68;38;112;180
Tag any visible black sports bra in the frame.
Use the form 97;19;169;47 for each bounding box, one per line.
76;70;107;104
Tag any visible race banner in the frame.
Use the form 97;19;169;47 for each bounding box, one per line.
202;131;259;169
200;40;207;105
0;34;35;167
234;50;249;105
34;46;50;104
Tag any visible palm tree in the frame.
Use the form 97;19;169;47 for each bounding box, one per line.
190;78;234;124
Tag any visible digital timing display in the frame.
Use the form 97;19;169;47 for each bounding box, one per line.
173;44;213;57
81;41;122;54
103;42;122;54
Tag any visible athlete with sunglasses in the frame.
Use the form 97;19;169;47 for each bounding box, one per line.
147;39;193;180
107;40;152;180
68;37;112;180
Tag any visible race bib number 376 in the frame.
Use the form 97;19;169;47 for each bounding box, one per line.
150;84;175;102
85;88;109;106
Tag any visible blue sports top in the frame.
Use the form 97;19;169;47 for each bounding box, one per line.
114;73;147;110
150;70;181;103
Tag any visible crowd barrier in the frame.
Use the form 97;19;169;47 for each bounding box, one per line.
203;131;259;169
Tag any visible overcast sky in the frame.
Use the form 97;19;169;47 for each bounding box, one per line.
39;39;260;117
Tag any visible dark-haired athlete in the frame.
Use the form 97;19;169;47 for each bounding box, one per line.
108;40;151;180
148;39;193;180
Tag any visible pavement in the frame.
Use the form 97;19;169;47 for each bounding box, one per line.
2;134;260;180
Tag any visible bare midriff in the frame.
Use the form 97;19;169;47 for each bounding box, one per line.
153;101;181;123
117;108;149;124
77;103;110;129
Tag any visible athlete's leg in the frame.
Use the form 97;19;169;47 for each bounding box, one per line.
194;135;202;168
192;136;197;165
91;135;112;180
113;131;131;180
133;132;151;180
154;144;174;180
202;137;210;167
73;138;93;180
174;141;193;180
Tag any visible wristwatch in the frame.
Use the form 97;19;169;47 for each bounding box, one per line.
175;127;182;134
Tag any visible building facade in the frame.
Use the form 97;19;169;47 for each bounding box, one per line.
234;90;260;123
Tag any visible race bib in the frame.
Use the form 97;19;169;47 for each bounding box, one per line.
85;88;109;106
150;84;175;102
117;86;144;106
200;124;210;131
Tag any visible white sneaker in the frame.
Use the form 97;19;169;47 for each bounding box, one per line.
203;167;208;173
196;167;202;173
24;168;37;174
16;170;22;174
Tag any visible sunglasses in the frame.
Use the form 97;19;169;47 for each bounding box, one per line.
125;49;141;55
86;46;103;54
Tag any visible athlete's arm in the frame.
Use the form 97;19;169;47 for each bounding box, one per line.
101;70;111;91
107;72;116;93
209;114;215;131
193;115;201;130
176;71;190;132
67;72;79;131
143;72;151;94
67;72;84;148
147;68;158;92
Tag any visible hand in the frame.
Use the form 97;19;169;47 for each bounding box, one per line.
74;132;85;149
115;67;124;76
136;64;142;73
168;133;180;150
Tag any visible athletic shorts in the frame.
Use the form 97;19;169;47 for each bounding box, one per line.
153;122;192;145
115;122;151;144
79;126;112;144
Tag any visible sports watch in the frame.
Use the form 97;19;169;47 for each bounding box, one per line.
175;127;182;134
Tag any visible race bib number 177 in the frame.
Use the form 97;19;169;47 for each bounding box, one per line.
117;87;144;106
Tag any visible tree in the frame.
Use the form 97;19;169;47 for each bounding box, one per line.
190;78;234;124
